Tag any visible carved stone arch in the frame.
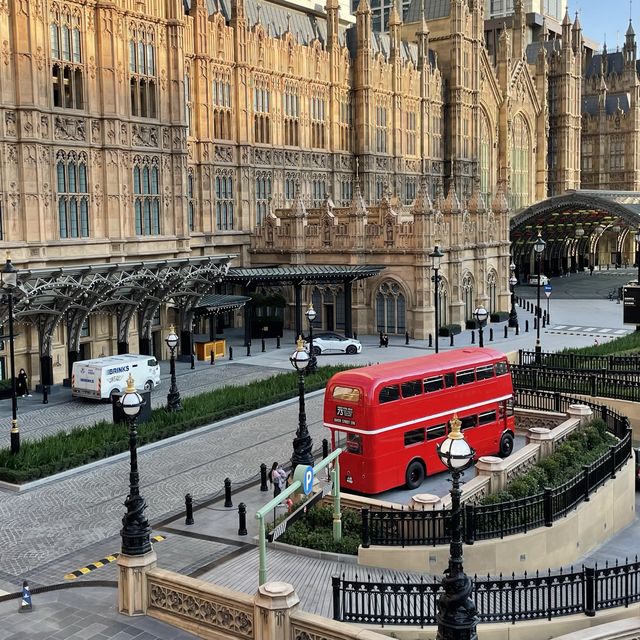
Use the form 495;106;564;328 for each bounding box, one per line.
486;268;498;313
461;271;475;322
373;278;410;335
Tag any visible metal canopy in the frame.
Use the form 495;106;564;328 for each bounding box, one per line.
226;265;385;285
192;294;251;318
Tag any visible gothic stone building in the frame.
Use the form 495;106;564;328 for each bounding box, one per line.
0;0;582;381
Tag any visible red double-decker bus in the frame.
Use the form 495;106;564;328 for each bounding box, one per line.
323;348;515;494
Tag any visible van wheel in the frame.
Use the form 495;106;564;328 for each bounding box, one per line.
108;389;118;403
144;380;154;391
405;460;425;490
499;432;514;458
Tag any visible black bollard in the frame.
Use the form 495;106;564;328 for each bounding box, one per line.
379;331;383;347
428;334;433;348
229;347;233;361
405;331;409;345
533;317;537;330
504;325;508;339
185;493;194;525
489;328;494;342
322;438;329;460
260;463;269;492
224;477;233;508
261;338;266;353
450;334;454;347
210;349;215;365
247;344;251;357
516;324;520;335
542;316;546;328
353;331;358;340
238;503;248;536
525;319;529;332
471;330;475;344
42;385;49;404
276;336;281;349
191;351;195;370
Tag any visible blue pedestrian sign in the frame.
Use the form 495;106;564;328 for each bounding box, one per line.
544;284;552;298
293;465;314;495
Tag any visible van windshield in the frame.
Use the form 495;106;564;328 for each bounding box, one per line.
148;358;158;367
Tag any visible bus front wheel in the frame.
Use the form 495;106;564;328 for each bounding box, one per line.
405;460;425;490
499;432;514;458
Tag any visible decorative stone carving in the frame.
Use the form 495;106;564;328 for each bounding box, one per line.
34;46;44;70
39;115;49;138
2;40;10;66
132;125;158;147
254;148;271;165
214;145;232;163
284;150;299;166
5;111;15;136
6;144;17;163
54;116;86;141
22;111;34;136
120;124;128;145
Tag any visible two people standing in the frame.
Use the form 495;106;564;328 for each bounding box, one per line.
270;462;288;497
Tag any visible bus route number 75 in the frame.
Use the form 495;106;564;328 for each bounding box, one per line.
336;406;353;418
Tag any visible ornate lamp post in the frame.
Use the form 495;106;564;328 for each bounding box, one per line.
508;262;518;329
1;254;19;454
473;306;488;348
430;246;445;353
290;336;314;470
119;374;152;556
436;415;477;640
306;302;317;374
165;324;182;412
534;232;546;363
635;230;640;283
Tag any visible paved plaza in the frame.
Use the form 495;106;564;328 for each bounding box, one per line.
0;268;638;638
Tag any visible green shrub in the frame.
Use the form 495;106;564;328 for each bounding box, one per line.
560;331;640;356
465;320;478;330
439;324;462;337
490;312;509;322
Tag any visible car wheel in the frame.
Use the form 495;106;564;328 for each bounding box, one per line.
346;345;357;355
144;380;154;391
312;346;322;356
405;460;425;490
499;432;514;458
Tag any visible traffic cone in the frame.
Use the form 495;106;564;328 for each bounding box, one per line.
19;580;33;612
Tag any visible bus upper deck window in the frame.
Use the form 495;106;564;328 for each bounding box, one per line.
379;385;401;403
444;373;455;388
495;361;509;376
456;369;475;385
424;376;444;392
476;365;494;381
332;385;361;402
347;433;362;454
401;379;422;398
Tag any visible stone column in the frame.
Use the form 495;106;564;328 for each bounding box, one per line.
254;582;300;640
527;427;553;459
567;404;594;428
117;549;157;616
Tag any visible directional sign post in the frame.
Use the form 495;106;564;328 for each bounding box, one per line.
544;283;552;320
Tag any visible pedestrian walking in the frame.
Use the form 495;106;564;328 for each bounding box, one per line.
16;369;31;397
269;462;288;497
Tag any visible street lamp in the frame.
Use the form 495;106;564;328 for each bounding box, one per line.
290;336;314;470
473;306;488;348
119;373;152;556
508;262;518;329
165;324;181;412
430;246;445;353
1;254;18;454
305;302;317;374
635;229;640;283
533;232;546;363
436;414;477;640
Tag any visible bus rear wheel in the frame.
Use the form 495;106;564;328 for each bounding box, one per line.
499;432;514;458
405;460;425;490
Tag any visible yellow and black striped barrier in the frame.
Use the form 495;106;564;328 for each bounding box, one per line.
64;535;166;580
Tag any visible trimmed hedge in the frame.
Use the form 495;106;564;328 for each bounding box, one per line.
465;320;478;330
560;331;640;357
439;324;462;337
0;365;348;484
490;311;509;323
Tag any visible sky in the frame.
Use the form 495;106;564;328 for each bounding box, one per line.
576;0;637;50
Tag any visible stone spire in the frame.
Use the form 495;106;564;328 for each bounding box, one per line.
442;182;461;214
467;177;486;214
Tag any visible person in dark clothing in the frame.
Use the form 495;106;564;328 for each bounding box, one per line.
16;369;31;397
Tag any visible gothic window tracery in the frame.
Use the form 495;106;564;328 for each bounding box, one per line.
133;156;160;235
405;108;417;156
213;69;232;140
283;84;300;146
339;93;353;151
479;111;492;202
129;25;157;118
253;80;271;144
376;281;406;335
56;150;89;238
255;173;271;226
188;168;197;232
375;102;388;153
487;270;497;313
462;273;474;322
312;177;326;207
511;113;531;209
284;173;297;201
185;63;193;136
310;91;326;149
50;4;84;109
215;170;234;231
340;179;353;206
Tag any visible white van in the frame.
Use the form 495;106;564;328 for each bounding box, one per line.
72;354;161;401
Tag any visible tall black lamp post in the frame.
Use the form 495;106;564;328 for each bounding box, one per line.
436;414;477;640
165;324;182;412
534;232;546;363
1;255;18;454
635;229;640;284
290;336;314;470
473;306;488;348
430;246;445;353
508;261;518;329
119;374;152;556
306;302;317;374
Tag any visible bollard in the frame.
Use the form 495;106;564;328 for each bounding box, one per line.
210;349;215;365
191;352;195;370
525;319;529;332
247;344;251;357
322;438;329;460
450;334;454;347
229;347;233;361
471;330;475;344
533;317;537;330
224;477;233;508
276;336;281;349
185;493;194;525
504;325;508;339
238;503;248;536
515;324;520;335
260;463;269;492
261;338;266;353
405;331;409;345
353;331;358;340
542;316;546;328
489;328;494;342
428;334;433;348
379;331;384;347
42;385;49;404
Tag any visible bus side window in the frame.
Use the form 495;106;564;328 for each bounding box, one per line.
333;430;347;450
495;361;509;376
478;410;497;425
426;424;447;440
456;369;475;385
476;365;494;381
347;433;362;454
424;376;444;392
404;428;425;446
401;379;422;398
460;415;477;430
444;373;456;388
379;385;401;403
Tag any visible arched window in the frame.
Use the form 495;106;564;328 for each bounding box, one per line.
213;69;232;140
255;174;272;226
462;273;474;322
511;114;531;210
479;111;492;203
215;171;234;230
187;169;197;232
376;281;406;335
437;279;448;327
50;7;84;109
56;151;89;238
133;156;160;235
129;27;157;118
487;270;498;314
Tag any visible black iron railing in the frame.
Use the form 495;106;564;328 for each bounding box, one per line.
518;349;640;372
332;559;640;624
361;390;632;548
